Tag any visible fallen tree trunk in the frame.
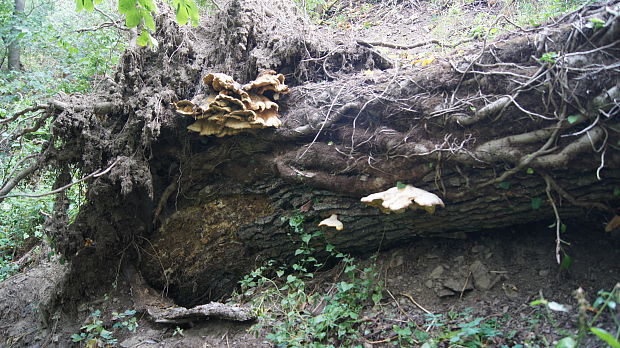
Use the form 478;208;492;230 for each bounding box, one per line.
4;0;619;311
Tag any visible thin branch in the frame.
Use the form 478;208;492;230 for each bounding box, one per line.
0;104;48;125
544;175;562;265
0;158;121;200
356;37;474;50
298;84;346;159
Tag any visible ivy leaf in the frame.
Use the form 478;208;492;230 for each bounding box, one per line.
531;197;542;210
559;252;572;270
498;182;510;190
118;0;137;14
567;115;580;124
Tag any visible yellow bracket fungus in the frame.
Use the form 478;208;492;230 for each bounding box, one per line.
173;70;289;137
318;214;344;231
361;184;445;214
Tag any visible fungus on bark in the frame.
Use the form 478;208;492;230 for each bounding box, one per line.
319;214;344;230
361;184;445;214
174;70;289;137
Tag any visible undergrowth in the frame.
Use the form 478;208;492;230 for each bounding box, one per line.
236;212;384;346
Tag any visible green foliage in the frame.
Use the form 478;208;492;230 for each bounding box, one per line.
540;51;559;63
239;214;383;346
1;0;117;282
0;197;53;281
516;0;587;27
531;285;620;348
531;197;543;210
411;309;507;347
71;308;138;345
172;0;200;26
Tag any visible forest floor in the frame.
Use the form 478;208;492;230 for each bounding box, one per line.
2;0;619;347
15;220;617;347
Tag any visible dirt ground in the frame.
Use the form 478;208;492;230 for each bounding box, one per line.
7;219;616;347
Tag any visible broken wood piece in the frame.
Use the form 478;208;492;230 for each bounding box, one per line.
148;302;254;324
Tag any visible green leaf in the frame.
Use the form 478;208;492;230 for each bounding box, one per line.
498;182;510;190
186;0;199;26
527;168;534;174
589;18;606;28
591;327;620;348
138;0;157;11
396;181;406;189
142;10;156;32
71;333;85;342
559;253;572;270
175;5;189;26
531;197;542;210
126;7;142;28
136;30;149;46
83;0;94;11
75;0;84;11
613;188;620;196
567;115;580;124
555;336;577;348
118;0;136;14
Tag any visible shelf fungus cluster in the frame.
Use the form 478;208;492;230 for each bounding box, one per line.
361;184;445;214
173;70;289;137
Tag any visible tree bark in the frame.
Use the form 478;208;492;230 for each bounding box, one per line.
7;0;25;71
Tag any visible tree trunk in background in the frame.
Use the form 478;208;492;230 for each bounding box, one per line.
7;0;24;71
12;0;619;311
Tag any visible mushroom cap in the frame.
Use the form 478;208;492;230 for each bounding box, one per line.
204;73;241;92
174;100;197;115
318;214;344;231
361;185;445;214
242;70;289;94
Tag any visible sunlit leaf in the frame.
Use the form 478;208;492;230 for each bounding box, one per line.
567;115;580;124
125;7;142;28
136;30;149;46
142;10;155;32
555;336;577;348
590;328;620;348
119;0;136;14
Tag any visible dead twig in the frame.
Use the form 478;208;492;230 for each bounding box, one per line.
0;158;121;200
356;37;474;50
